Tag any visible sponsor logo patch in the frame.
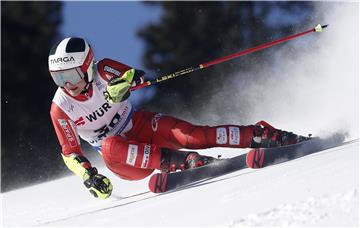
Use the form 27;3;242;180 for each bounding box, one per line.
141;144;151;168
74;117;85;126
151;113;163;132
126;144;138;166
86;103;112;122
58;119;78;147
104;65;121;77
229;127;240;145
216;127;227;144
67;104;74;113
50;56;75;65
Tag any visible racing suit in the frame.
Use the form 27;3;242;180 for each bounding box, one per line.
50;58;255;180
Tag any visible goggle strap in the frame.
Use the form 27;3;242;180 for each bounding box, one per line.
75;67;84;80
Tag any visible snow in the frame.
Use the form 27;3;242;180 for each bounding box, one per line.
2;140;359;226
1;3;358;227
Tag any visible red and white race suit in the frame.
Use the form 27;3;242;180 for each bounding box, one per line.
50;58;255;180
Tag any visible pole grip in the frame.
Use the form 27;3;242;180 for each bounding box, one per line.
130;81;151;91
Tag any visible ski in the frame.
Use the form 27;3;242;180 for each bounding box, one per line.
246;134;347;169
148;134;348;193
148;153;247;193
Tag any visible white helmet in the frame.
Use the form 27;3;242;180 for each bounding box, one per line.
48;37;95;87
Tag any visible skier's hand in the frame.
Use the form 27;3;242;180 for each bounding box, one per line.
104;69;135;103
83;168;113;199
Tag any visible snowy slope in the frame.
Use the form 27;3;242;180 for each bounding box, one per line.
2;140;359;227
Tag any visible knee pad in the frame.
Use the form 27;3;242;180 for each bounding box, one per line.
101;136;160;180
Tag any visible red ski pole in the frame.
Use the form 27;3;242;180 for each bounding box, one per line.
131;24;328;91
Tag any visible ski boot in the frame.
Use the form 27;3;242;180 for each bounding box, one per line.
184;152;216;169
160;149;216;173
250;120;310;148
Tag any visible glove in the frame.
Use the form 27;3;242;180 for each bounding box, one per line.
83;167;113;199
105;69;135;103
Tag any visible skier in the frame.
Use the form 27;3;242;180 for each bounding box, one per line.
49;37;307;199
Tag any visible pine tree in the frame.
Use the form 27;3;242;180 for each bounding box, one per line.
1;1;64;191
138;2;314;121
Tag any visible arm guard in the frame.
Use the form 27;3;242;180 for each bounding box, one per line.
97;58;145;85
61;153;96;180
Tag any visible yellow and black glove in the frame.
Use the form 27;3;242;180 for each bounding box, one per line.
105;69;135;103
62;153;112;199
83;167;113;199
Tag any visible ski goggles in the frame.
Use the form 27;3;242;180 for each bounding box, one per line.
50;67;85;87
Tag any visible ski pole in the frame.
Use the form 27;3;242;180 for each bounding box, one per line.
131;24;328;91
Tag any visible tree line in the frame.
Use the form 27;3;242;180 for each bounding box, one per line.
1;1;315;192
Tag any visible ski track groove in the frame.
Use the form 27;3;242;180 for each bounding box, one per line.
39;140;357;225
37;169;258;225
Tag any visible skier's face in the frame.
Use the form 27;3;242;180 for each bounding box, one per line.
63;79;86;96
